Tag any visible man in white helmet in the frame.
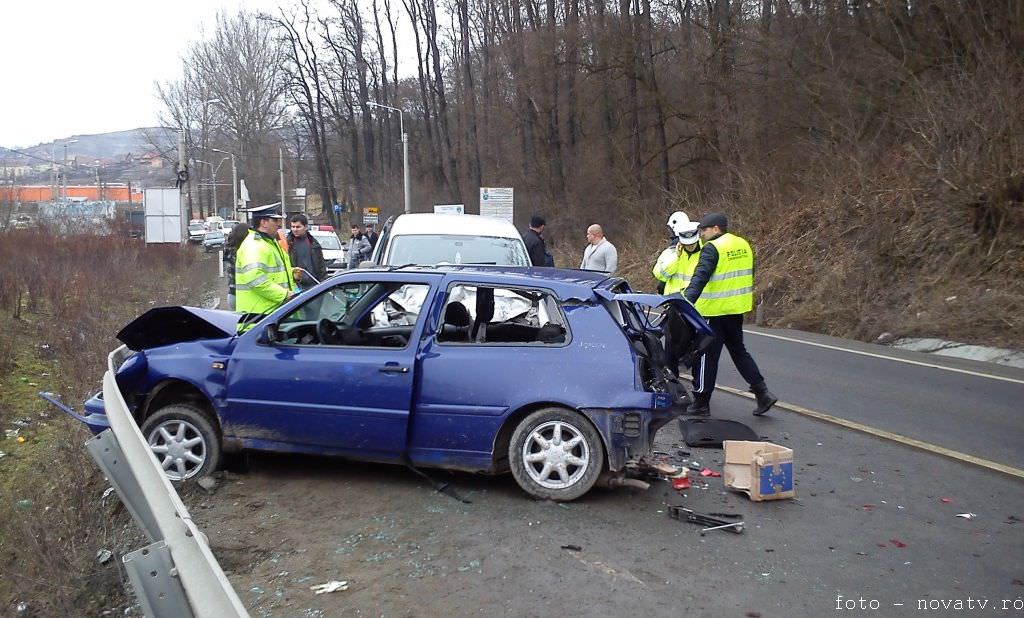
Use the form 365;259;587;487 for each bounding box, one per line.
652;211;704;380
653;211;702;296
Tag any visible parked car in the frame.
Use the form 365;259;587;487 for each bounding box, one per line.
187;222;207;244
309;229;347;277
369;213;530;267
52;267;712;501
202;230;226;252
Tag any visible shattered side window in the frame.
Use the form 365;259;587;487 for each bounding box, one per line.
437;284;568;345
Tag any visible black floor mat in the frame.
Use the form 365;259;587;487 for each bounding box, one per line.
679;418;760;448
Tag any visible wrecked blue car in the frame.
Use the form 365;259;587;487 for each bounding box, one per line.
60;266;713;501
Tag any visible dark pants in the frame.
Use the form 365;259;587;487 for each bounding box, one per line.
691;313;764;398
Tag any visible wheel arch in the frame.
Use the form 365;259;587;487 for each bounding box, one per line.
140;379;221;435
491;402;609;474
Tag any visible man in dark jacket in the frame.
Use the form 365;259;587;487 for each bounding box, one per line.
524;215;552;266
682;212;777;417
286;214;327;291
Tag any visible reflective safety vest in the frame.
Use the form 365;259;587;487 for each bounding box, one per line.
235;230;294;328
652;243;702;296
694;232;754;317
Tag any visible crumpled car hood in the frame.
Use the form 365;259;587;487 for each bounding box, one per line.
117;306;239;351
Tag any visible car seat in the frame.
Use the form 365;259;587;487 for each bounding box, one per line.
441;302;472;342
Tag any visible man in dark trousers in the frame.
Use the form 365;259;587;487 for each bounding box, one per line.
524;215;553;266
286;213;327;291
682;212;778;417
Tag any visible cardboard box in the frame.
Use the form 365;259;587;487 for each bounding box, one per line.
723;441;794;501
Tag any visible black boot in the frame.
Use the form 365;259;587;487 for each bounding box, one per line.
683;392;710;416
751;381;778;416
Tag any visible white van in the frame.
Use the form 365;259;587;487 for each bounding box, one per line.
369;213;530;267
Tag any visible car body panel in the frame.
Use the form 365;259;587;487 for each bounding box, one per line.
62;266;711;492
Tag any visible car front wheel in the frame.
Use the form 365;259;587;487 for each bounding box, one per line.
508;408;604;501
140;404;222;481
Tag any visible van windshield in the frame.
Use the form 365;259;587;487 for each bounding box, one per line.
387;234;530;266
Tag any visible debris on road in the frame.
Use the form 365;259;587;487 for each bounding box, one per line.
889;539;907;548
723;441;794;501
197;476;219;494
310;580;349;594
672;476;691;491
699;468;721;478
956;513;977;520
96;549;113;565
668;506;744;534
560;544;582;552
940;497;953;503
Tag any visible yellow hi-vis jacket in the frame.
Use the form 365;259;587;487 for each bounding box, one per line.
235;229;294;326
652;243;702;296
694;232;754;316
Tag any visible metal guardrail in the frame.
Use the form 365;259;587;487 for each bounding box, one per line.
88;345;249;618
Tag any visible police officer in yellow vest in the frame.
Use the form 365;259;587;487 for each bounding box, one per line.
653;211;703;378
682;212;778;417
235;205;295;332
653;211;702;296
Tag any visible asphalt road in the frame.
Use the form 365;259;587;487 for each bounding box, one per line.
713;326;1024;469
184;326;1024;617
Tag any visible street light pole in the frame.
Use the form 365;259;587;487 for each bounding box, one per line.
212;148;237;215
367;101;410;214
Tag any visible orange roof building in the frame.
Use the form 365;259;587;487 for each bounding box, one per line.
0;185;143;203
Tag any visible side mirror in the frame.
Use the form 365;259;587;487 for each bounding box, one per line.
259;323;281;344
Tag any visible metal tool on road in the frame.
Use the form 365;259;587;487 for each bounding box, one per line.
668;506;745;534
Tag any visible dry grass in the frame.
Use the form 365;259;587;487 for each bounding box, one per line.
0;230;218;615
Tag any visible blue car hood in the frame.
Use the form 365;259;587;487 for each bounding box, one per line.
117;306;239;351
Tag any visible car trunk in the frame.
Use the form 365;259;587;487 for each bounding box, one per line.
593;287;715;404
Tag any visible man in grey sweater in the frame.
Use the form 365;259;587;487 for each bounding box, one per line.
580;224;618;275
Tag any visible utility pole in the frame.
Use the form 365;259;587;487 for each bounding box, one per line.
279;147;286;215
50;146;56;202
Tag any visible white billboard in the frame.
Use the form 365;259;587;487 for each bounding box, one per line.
144;188;185;244
479;187;513;222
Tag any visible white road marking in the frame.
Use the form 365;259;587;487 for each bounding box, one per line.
745;329;1024;386
717;385;1024;480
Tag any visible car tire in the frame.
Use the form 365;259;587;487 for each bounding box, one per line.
508;408;604;501
140;404;222;482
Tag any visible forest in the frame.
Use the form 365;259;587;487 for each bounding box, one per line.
157;0;1023;346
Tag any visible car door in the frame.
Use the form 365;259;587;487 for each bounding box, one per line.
222;272;438;457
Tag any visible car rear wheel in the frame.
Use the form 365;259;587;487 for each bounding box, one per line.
508;408;604;501
140;404;222;481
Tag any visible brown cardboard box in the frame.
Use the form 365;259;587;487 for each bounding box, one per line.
723;440;795;501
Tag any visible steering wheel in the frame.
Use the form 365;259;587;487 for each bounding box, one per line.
317;318;342;344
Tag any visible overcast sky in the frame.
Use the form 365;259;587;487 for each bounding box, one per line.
0;0;413;149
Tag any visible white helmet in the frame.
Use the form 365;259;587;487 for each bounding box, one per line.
667;211;700;245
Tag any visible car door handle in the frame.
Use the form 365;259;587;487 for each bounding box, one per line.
378;364;409;374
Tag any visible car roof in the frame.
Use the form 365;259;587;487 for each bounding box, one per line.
356;265;614;299
388;213;522;238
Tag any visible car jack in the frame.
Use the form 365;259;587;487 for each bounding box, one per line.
668;506;744;534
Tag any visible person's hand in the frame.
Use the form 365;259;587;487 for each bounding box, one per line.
292;267;303;282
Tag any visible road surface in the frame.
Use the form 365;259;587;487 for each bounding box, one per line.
184;327;1024;617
